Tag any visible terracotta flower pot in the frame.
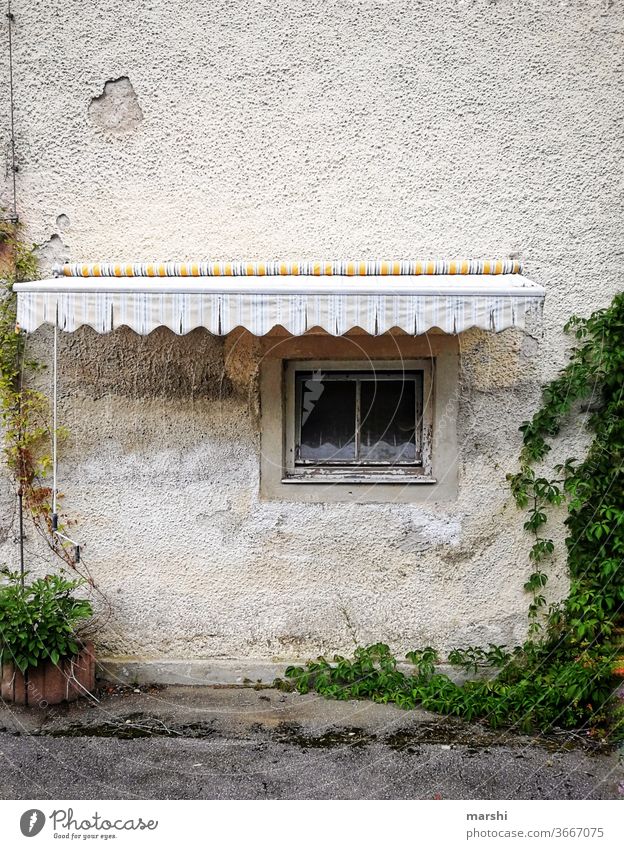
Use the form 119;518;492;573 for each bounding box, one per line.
0;642;95;706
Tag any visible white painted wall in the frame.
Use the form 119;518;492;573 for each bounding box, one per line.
1;0;622;674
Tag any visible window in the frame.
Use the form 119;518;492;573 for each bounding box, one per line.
283;360;434;483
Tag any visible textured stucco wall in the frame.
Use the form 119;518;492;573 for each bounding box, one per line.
1;0;623;668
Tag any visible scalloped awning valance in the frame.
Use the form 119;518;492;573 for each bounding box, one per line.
14;260;545;336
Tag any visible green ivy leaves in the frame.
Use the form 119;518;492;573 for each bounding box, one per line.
281;643;616;734
280;293;624;740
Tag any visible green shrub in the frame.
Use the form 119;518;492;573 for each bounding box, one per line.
0;567;93;672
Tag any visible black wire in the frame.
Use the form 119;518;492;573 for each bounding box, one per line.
5;0;18;222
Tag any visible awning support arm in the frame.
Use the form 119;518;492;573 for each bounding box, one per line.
50;314;81;563
52;309;58;521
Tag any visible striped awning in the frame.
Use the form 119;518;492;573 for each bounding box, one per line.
14;260;545;336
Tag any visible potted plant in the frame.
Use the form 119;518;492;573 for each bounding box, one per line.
0;567;95;705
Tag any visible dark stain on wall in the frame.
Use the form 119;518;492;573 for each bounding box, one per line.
59;326;231;400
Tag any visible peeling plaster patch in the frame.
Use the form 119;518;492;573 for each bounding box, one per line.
459;329;523;391
396;532;431;555
56;213;70;230
397;516;461;553
413;516;461;546
35;234;69;269
520;335;540;360
89;77;143;135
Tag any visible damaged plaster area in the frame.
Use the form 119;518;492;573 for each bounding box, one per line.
35;233;69;268
89;77;144;134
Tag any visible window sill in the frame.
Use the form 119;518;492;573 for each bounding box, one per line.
282;470;437;485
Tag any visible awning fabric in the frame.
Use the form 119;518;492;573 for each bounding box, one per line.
14;260;545;336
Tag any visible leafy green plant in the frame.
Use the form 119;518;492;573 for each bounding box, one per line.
284;641;617;734
405;646;439;678
284;292;624;740
447;644;511;674
508;292;624;657
0;567;93;672
0;216;38;284
1;213;108;656
1;213;80;571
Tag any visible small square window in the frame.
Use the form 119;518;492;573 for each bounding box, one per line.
283;361;434;483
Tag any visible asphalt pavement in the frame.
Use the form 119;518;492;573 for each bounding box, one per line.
0;686;621;800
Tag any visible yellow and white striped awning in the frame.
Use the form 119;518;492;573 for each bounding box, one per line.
14;260;544;336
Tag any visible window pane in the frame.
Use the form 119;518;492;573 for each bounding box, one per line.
298;376;356;462
360;379;417;462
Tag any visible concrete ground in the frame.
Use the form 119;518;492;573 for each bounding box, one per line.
0;685;621;800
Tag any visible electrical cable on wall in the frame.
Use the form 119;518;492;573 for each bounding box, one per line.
4;0;18;223
6;0;24;582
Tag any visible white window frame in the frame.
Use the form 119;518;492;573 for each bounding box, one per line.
283;359;434;484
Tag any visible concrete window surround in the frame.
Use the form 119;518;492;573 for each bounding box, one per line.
259;331;459;503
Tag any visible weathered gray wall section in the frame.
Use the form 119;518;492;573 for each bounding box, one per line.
1;1;623;666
